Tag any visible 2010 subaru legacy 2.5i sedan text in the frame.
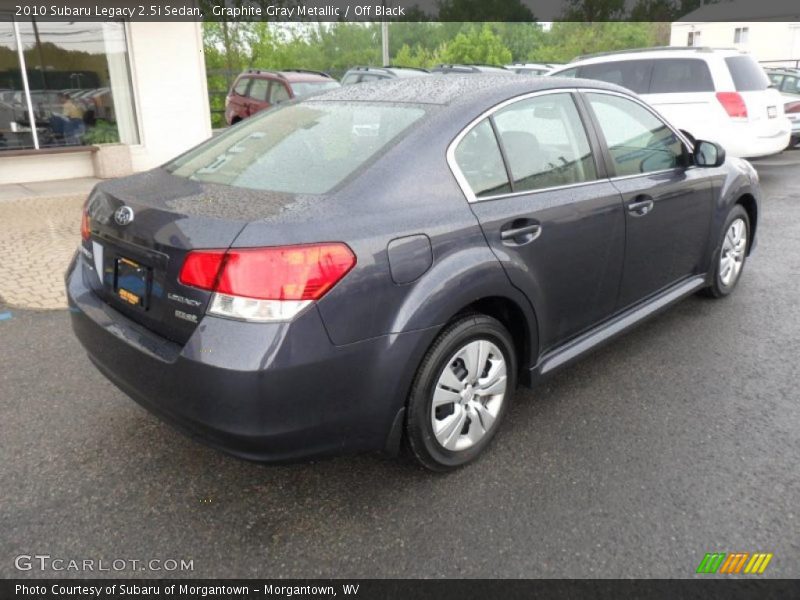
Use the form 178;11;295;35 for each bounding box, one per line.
67;76;760;471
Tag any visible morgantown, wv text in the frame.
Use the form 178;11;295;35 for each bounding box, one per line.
16;583;360;597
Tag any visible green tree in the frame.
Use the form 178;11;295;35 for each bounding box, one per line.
440;24;513;66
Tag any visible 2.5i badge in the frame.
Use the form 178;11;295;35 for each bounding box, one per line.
174;310;198;323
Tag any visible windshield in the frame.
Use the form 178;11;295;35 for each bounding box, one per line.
166;102;426;194
291;81;341;97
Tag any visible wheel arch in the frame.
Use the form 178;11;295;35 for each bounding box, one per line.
735;193;758;255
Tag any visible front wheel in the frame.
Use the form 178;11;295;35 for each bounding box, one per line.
406;314;517;471
702;205;750;298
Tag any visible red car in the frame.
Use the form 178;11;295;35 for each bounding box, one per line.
224;69;340;125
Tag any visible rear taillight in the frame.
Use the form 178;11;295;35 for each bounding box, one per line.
80;201;91;241
179;243;356;322
716;92;748;119
785;101;800;114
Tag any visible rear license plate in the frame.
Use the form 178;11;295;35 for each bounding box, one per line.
767;106;777;118
114;257;150;308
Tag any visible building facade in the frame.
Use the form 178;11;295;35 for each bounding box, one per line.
671;0;800;67
0;19;211;184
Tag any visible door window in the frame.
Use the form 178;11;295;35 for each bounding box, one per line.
492;93;597;192
233;78;250;95
270;83;291;103
586;93;684;177
453;119;511;198
248;78;270;102
577;60;653;94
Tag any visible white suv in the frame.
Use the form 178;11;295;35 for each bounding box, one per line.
549;47;791;158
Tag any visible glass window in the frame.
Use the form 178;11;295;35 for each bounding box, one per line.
11;20;138;151
781;75;800;94
492;93;597;192
577;60;653;94
290;81;340;97
248;78;269;101
650;59;714;93
0;18;36;150
341;74;360;86
587;93;684;177
734;27;749;44
687;31;701;46
454;119;511;198
269;82;290;103
233;77;250;95
725;56;770;91
553;67;578;78
167;102;426;194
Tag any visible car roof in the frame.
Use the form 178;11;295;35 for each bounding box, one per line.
239;69;333;82
344;66;430;77
431;64;509;74
563;46;746;66
313;74;629;107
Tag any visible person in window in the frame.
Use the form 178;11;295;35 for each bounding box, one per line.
51;92;86;145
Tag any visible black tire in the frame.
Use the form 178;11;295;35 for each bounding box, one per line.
701;204;750;299
405;314;517;472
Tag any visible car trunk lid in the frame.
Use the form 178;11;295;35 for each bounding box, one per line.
82;169;294;345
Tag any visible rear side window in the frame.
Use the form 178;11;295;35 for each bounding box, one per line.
650;59;714;93
553;67;578;78
781;75;800;94
492;93;597;192
269;83;290;103
725;56;770;91
233;78;250;95
454;120;511;198
577;60;652;94
167;102;426;194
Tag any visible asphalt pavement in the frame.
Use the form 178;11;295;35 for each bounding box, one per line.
1;152;799;579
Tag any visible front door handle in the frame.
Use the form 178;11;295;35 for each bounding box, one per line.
500;220;542;245
627;196;654;217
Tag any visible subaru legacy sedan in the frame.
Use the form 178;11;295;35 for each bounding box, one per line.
67;76;760;471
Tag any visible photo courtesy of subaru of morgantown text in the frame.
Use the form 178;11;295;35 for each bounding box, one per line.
68;76;760;471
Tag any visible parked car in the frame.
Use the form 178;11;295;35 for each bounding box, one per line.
765;67;800;101
224;69;340;125
430;64;509;74
68;76;760;470
785;100;800;148
549;47;790;158
340;66;430;85
505;63;560;75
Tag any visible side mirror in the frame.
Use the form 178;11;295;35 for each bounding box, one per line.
694;140;726;168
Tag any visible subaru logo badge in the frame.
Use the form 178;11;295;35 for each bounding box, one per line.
114;206;135;226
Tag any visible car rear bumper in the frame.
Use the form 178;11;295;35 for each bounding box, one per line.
717;120;792;158
66;254;436;462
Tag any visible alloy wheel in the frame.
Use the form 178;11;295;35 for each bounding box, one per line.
719;217;747;287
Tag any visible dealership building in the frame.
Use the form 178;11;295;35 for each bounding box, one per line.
0;19;210;185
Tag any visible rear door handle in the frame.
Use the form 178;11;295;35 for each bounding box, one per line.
500;221;542;245
627;196;654;217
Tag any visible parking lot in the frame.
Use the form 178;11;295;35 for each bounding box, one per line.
1;151;799;579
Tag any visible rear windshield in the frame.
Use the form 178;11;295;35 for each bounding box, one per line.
725;56;770;91
166;102;426;194
291;81;341;97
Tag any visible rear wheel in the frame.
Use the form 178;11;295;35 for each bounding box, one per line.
702;205;750;298
406;314;516;471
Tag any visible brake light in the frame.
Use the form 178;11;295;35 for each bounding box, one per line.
716;92;748;119
785;101;800;114
179;243;356;322
80;201;91;241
